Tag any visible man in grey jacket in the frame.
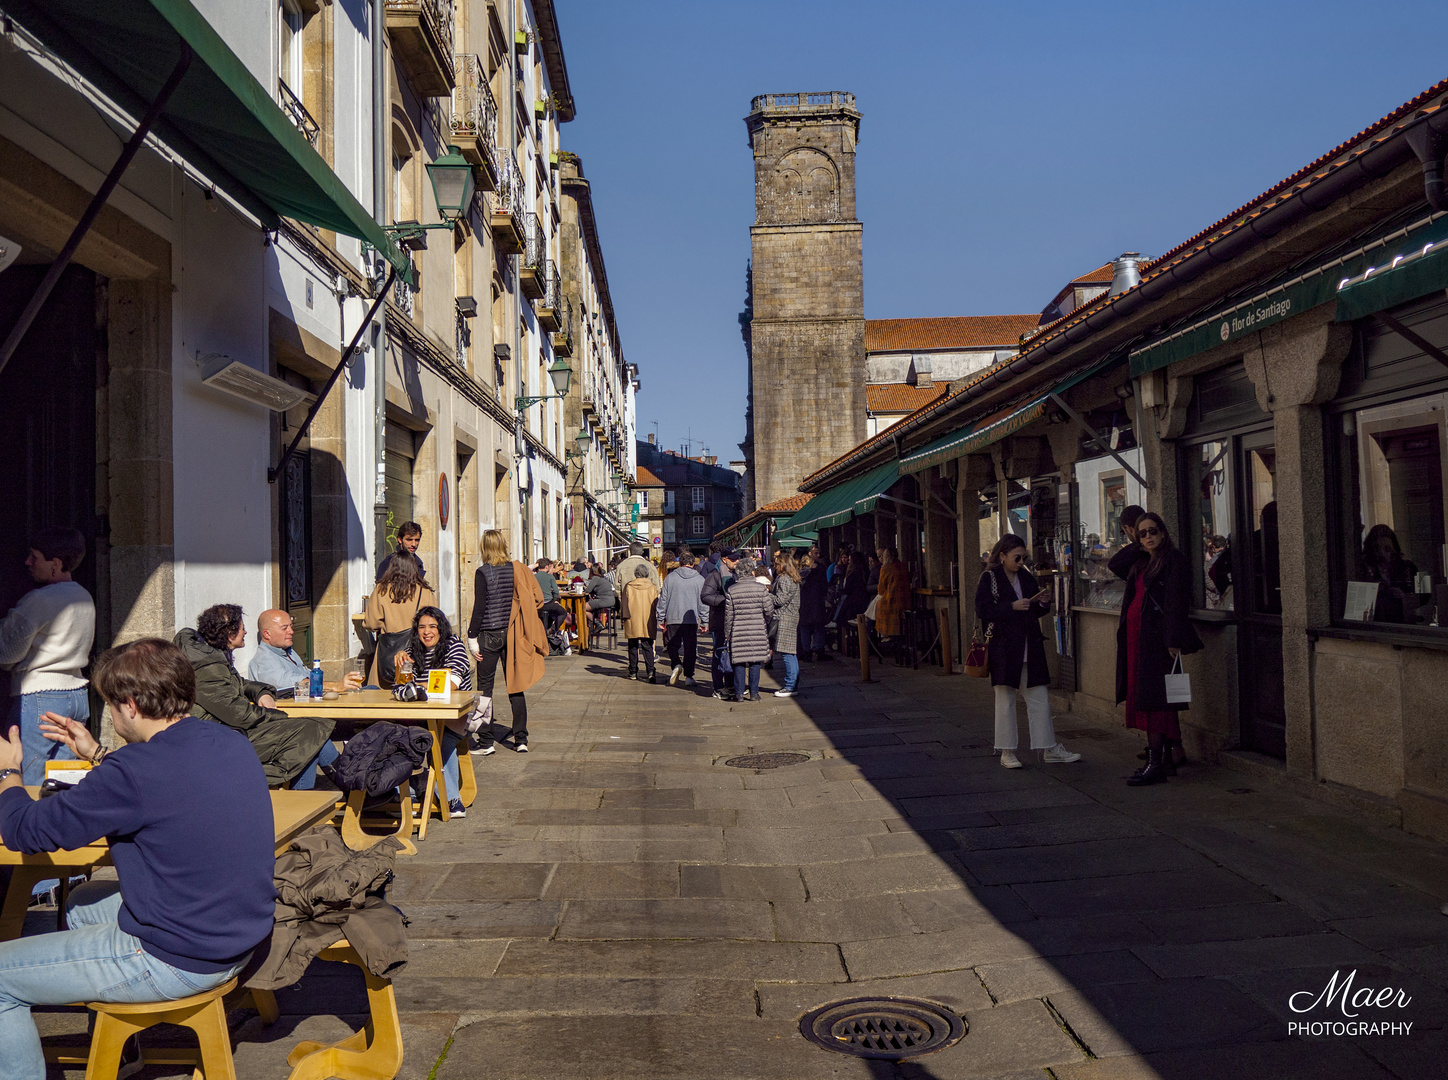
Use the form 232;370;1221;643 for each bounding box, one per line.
657;552;707;686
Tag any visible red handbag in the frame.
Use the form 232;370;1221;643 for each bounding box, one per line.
965;570;998;678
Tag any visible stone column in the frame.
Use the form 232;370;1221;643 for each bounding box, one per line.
1242;309;1351;779
107;275;174;645
956;454;995;644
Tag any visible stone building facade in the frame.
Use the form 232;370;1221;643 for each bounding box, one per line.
741;91;865;512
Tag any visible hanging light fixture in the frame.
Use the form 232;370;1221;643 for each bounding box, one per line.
425;145;477;223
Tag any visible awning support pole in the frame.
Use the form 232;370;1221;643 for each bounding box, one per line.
1048;392;1151;490
0;44;193;376
1375;311;1448;370
269;266;396;484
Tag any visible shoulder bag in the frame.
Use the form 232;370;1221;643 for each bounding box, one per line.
377;590;424;689
965;570;998;678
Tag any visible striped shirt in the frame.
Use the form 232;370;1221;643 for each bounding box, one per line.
408;637;473;690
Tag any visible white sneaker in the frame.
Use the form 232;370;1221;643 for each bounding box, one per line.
477;744;497;756
774;688;796;698
669;665;683;686
684;677;697;687
999;749;1023;769
1042;744;1081;764
825;621;837;629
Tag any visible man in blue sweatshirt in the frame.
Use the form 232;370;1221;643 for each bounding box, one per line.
0;637;276;1080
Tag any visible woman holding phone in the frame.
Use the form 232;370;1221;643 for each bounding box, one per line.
974;534;1080;769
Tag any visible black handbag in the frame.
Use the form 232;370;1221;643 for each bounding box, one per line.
376;592;423;689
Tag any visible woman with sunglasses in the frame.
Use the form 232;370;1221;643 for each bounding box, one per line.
1111;512;1202;786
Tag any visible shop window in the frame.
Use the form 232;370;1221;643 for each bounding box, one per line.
1337;394;1447;627
1184;441;1234;610
1073;449;1146;610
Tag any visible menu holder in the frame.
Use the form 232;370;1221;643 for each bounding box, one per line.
426;669;451;702
1343;580;1379;622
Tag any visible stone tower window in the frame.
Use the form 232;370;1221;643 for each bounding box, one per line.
771;147;839;223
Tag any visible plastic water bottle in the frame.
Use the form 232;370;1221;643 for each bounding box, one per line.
309;659;324;701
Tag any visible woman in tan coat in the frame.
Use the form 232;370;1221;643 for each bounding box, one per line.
363;555;438;686
874;546;911;640
620;563;660;681
466;529;548;752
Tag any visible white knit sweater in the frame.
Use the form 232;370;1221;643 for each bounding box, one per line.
0;581;95;694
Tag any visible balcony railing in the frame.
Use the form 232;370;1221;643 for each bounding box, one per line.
278;80;319;147
550;295;573;357
536;261;561;332
520;213;545;300
395;277;414;319
488;157;524;253
749;90;856;112
450;53;498;190
385;0;456;97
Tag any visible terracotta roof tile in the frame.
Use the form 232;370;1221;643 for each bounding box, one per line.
864;315;1042;352
760;494;811;514
866;384;949;413
1071;262;1116;285
634;466;664;487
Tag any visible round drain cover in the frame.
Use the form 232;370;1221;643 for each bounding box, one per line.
800;997;966;1060
723;752;810;770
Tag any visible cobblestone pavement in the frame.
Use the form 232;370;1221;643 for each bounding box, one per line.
45;640;1448;1079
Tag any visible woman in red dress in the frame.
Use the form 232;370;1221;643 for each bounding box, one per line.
1111;512;1202;786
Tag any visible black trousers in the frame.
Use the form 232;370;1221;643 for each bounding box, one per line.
628;637;655;677
663;624;698;676
539;601;566;636
475;628;528;743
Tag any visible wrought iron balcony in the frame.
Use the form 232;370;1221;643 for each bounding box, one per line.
489;157;525;254
749;90;857;113
536;261;561;332
519;214;545;300
278;80;319;147
385;0;456;98
550;296;573;358
450;53;498;191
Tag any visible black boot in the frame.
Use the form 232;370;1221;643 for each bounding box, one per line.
1160;738;1178;777
1127;745;1168;786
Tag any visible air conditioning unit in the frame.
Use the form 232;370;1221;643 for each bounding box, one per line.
198;354;308;412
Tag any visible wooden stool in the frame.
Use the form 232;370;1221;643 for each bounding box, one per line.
46;976;239;1080
337;763;430;854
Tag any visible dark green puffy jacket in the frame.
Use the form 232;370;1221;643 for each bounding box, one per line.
174;629;334;788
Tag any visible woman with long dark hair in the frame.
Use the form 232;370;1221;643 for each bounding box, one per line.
402;606;472;817
1359;523;1418;623
1111;511;1203;785
363;553;437;686
975;535;1080;769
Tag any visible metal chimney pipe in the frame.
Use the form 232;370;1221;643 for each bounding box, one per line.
1108;253;1141;296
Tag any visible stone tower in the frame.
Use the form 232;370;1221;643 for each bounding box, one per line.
743;91;866;511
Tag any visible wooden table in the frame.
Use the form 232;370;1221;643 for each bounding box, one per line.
277;689;477;822
0;789;335;942
559;591;590;652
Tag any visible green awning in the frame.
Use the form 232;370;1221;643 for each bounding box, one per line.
6;0;408;275
1131;215;1448;377
899;357;1121;475
777;460;900;538
1335;238;1448;322
776;531;816;548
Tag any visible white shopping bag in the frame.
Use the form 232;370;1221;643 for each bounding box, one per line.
1164;655;1192;704
465;694;493;734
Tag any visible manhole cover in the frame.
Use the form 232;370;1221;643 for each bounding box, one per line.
800;997;966;1060
723;752;810;770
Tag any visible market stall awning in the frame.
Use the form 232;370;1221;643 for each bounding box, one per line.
898;358;1119;475
1131;214;1448;377
1335;238;1448;322
776;460;900;540
776;531;816;548
5;0;408;274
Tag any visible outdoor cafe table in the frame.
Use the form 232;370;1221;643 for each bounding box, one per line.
0;788;337;942
559;590;590;652
277;689;478;824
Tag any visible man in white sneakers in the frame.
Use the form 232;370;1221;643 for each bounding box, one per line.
0;528;95;784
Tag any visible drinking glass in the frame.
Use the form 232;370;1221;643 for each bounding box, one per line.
350;656;367;691
397;655;414;685
293;677;310;700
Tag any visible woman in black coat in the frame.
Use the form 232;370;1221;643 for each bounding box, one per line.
798;553;830;659
974;534;1079;769
834;551;871;624
1111;512;1203;786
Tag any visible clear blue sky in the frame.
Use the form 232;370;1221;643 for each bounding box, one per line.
553;1;1446;464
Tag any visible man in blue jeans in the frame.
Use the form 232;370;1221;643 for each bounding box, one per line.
0;527;95;784
0;638;276;1080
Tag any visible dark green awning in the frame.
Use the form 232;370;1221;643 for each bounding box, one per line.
1335;238;1448;322
777;461;900;539
5;0;408;275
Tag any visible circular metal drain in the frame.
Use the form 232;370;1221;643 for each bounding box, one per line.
800;997;966;1060
723;752;810;770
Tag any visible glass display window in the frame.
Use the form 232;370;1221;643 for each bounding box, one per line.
1073;449;1147;610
